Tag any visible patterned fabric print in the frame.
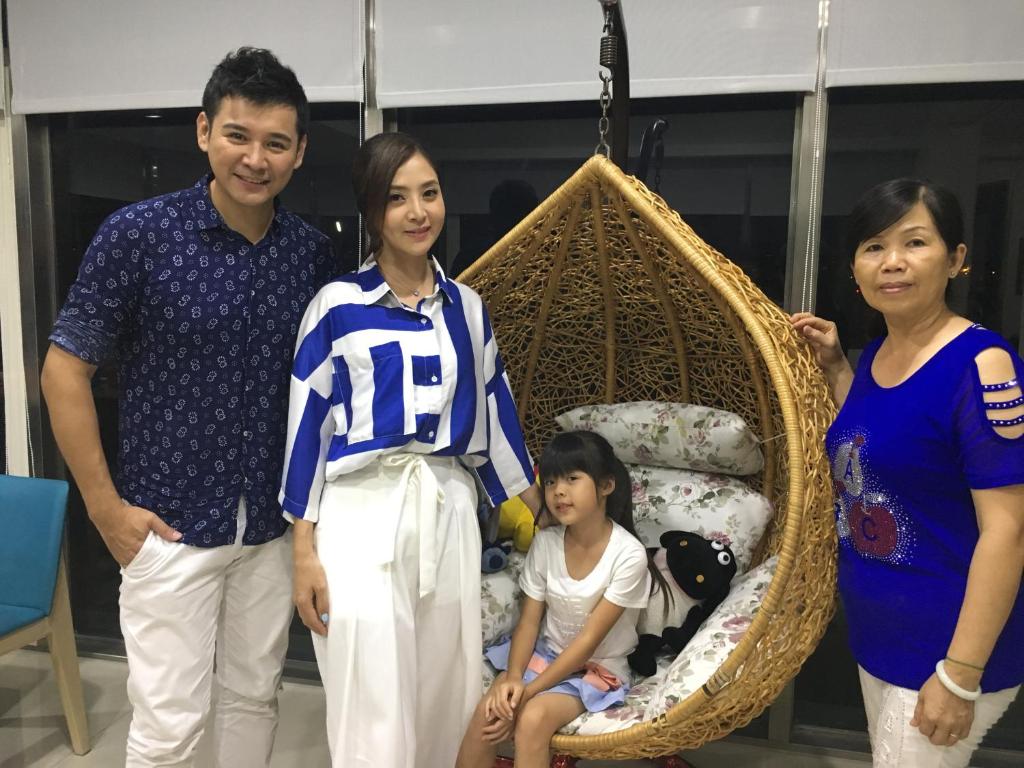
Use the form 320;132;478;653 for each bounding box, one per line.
830;429;913;564
629;464;773;574
556;401;763;476
556;675;664;736
481;552;526;647
50;177;334;546
642;556;777;721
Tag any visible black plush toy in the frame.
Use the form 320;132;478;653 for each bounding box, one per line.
628;530;738;677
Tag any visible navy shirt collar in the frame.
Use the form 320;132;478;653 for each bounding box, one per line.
186;174;285;235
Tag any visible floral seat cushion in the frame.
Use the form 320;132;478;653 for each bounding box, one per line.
480;556;778;737
481;552;526;648
630;464;772;574
555;401;764;476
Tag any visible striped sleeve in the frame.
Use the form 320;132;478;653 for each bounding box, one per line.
280;288;341;523
475;305;534;506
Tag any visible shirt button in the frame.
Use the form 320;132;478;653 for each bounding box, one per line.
420;318;428;325
428;431;435;439
431;376;438;383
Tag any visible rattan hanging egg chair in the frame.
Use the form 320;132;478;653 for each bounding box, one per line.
459;155;837;760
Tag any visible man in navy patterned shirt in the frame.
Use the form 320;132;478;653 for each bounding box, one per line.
40;48;334;768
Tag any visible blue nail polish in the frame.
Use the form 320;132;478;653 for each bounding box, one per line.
320;612;329;624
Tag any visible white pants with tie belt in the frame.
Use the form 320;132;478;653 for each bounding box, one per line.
313;454;483;768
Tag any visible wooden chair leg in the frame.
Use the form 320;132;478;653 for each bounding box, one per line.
47;558;90;754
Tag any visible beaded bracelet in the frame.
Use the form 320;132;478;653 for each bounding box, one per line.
935;659;981;701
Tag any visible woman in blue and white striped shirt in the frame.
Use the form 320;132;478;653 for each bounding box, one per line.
280;132;540;768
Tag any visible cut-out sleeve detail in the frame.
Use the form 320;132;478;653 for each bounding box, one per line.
955;347;1024;489
975;347;1024;438
980;378;1018;392
984;381;1024;427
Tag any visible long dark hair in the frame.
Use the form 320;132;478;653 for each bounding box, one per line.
538;430;672;604
352;132;439;257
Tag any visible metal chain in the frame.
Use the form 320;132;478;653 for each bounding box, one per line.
595;71;612;157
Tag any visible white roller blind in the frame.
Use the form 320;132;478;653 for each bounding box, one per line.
827;0;1024;88
376;1;820;108
8;0;363;114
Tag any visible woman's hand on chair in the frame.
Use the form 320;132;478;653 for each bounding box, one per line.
790;312;855;406
790;312;846;373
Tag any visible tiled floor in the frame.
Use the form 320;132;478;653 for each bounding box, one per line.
0;649;871;767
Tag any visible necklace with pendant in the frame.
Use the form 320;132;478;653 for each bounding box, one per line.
380;259;432;299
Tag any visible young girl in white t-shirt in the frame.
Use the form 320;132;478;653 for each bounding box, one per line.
456;430;669;768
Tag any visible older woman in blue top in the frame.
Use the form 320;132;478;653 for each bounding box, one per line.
279;132;540;768
792;179;1023;767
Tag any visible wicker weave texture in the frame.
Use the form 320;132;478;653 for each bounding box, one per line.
460;156;837;758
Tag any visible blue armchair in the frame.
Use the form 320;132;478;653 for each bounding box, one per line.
0;474;89;754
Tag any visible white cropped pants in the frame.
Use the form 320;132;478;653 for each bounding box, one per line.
119;501;293;768
859;666;1020;768
312;454;483;768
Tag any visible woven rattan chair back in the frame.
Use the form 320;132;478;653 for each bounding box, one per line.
459;156;838;758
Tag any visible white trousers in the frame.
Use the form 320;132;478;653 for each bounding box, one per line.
120;501;294;768
859;666;1020;768
312;454;483;768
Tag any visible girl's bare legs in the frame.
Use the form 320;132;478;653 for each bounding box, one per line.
455;696;504;768
513;694;585;768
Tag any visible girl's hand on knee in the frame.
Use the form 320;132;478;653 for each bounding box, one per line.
910;673;975;746
490;677;526;722
481;713;514;744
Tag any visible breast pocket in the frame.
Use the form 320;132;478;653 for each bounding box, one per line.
340;340;413;443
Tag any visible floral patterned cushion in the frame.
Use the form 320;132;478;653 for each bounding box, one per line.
643;556;777;720
481;552;526;647
555;401;764;476
630;464;773;574
557;556;778;736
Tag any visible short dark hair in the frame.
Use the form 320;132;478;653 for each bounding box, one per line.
847;178;965;261
202;47;310;139
352;132;438;256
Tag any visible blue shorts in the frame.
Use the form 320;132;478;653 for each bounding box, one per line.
484;637;628;713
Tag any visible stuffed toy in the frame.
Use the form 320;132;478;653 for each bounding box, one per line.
498;495;536;553
627;530;737;677
479;497;512;573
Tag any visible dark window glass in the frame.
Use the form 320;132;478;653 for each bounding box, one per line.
399;93;798;305
48;104;360;664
